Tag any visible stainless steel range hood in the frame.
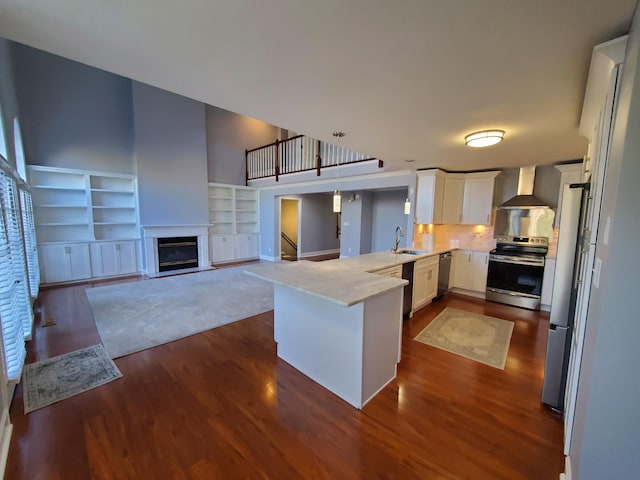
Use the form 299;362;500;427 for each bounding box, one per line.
495;166;555;239
498;166;549;208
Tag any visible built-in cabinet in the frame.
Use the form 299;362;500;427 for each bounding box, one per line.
451;249;489;294
208;183;259;263
412;255;439;311
28;165;141;284
415;170;498;225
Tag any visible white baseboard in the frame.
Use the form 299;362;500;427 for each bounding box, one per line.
260;254;277;262
450;287;486;300
0;410;13;479
540;303;551;312
300;249;340;258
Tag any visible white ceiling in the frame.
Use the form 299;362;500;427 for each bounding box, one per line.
0;0;636;171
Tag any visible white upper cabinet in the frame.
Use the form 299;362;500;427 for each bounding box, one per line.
462;173;499;225
442;175;465;224
415;170;445;224
415;170;497;225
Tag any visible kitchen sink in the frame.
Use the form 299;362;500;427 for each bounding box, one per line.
393;249;425;255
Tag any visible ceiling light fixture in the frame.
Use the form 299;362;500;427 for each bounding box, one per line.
332;131;345;213
465;130;505;148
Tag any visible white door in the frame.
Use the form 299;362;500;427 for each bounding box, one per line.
40;243;91;283
210;235;235;263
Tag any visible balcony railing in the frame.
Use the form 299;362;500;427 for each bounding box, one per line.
245;135;382;182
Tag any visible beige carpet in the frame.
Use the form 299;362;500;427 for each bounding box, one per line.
414;308;514;369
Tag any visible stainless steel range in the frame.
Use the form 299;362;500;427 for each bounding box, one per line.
486;235;548;310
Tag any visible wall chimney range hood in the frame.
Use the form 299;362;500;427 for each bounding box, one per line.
498;166;549;208
494;166;555;239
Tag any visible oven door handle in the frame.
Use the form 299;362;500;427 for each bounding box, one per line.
486;287;541;299
489;255;545;266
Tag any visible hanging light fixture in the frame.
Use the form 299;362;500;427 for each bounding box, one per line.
464;130;505;148
332;131;345;213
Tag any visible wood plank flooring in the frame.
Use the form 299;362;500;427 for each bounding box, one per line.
7;274;564;479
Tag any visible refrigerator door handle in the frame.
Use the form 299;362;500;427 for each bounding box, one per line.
574;250;588;289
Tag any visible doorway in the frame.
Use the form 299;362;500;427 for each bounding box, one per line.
280;198;300;261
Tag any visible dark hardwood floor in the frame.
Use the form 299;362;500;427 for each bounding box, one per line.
7;274;564;479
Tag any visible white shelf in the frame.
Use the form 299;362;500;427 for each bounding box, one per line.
28;165;139;243
208;183;259;236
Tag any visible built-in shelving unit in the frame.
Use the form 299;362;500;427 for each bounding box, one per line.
208;183;259;263
28;165;141;284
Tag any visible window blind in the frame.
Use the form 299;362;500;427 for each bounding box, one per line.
19;189;39;298
0;172;27;380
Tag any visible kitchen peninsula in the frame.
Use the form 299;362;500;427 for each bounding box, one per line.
245;253;418;409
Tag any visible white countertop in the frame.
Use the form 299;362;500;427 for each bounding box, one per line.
243;248;461;307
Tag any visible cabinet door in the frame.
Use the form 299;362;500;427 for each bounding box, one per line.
470;251;489;291
442;177;464;224
452;250;474;290
235;234;258;260
39;243;91;283
415;171;444;224
463;177;495;225
210;235;235;263
426;260;439;300
412;260;429;311
90;241;138;278
117;241;138;274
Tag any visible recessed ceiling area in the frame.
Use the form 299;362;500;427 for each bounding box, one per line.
0;0;636;171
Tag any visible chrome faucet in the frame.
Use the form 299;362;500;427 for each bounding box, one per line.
394;226;404;252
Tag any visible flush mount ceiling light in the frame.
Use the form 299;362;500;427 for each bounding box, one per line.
465;130;505;148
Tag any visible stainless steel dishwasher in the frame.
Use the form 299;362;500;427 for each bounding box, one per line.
435;251;452;300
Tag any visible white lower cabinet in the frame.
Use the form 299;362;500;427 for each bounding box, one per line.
38;243;92;284
234;234;259;260
452;250;489;294
209;235;236;263
210;234;259;263
412;255;439;312
90;241;138;278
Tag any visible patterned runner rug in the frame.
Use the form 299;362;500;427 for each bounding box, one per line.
23;344;122;413
414;308;514;369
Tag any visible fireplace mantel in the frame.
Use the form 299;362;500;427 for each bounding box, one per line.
142;225;211;276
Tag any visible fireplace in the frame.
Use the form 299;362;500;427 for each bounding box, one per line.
141;225;210;277
157;236;198;272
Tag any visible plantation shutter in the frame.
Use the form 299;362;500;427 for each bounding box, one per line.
0;171;27;380
19;189;39;298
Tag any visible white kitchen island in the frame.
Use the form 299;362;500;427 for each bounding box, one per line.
245;260;407;409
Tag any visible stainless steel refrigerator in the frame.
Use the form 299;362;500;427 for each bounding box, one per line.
541;183;590;411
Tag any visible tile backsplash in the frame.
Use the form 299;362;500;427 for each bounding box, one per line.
413;223;559;256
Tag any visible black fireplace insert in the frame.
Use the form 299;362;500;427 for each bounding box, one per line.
157;236;198;272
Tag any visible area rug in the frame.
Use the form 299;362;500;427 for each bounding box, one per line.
23;344;122;414
414;308;514;369
85;266;274;359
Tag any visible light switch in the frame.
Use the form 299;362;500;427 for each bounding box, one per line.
603;216;611;245
593;257;602;288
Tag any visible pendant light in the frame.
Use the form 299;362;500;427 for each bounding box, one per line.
332;131;345;213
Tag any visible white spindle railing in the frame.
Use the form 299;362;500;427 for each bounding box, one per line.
246;135;376;182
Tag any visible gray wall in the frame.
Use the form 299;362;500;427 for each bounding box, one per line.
570;7;640;478
340;191;373;257
11;42;134;175
0;39;20;170
300;193;339;255
258;171;416;260
371;189;409;252
132;82;209;226
206;105;280;185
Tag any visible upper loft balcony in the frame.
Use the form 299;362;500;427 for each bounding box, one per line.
245;134;385;187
